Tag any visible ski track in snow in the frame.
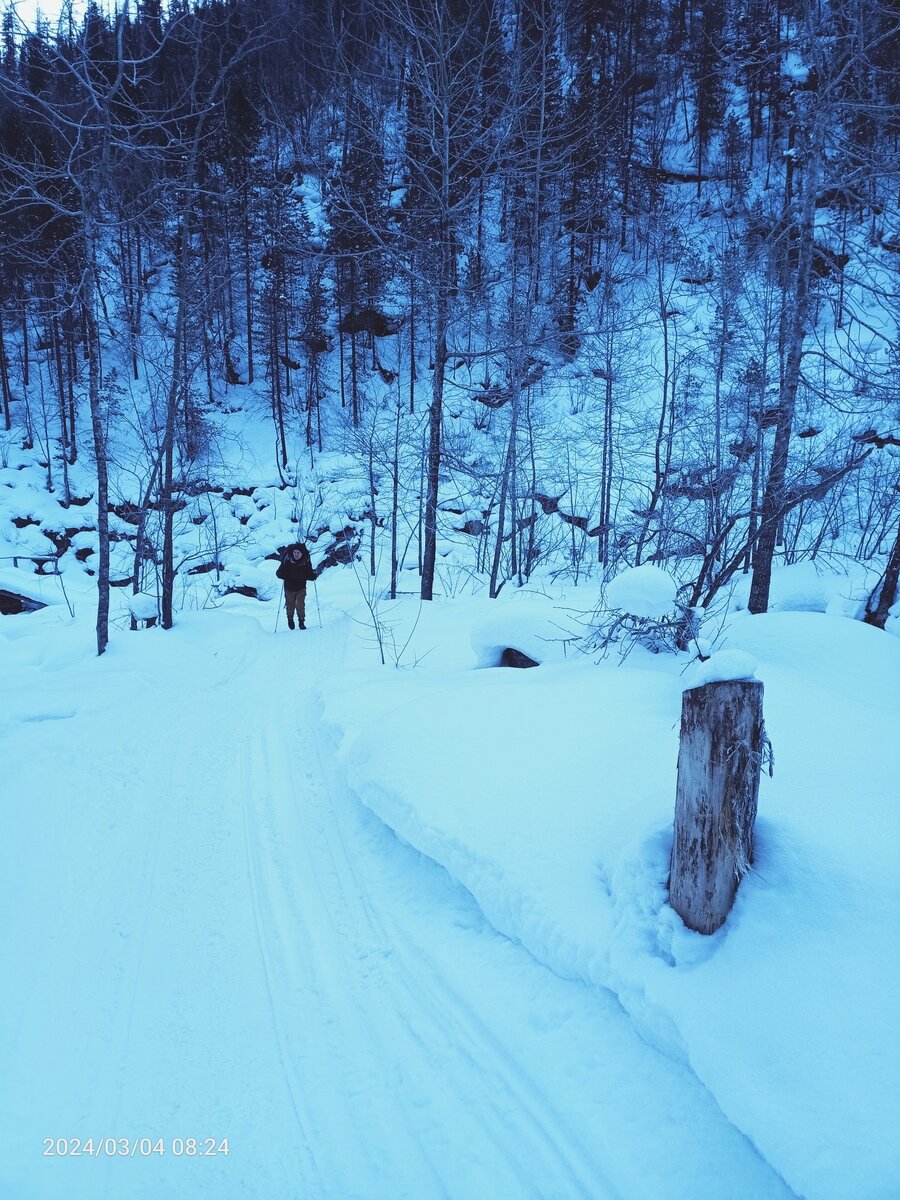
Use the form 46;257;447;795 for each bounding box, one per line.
1;617;794;1200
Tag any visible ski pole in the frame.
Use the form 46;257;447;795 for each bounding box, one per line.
274;590;281;632
313;579;322;627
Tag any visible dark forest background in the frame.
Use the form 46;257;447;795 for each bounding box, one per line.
0;0;897;652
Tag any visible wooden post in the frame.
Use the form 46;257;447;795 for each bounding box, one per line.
669;679;765;934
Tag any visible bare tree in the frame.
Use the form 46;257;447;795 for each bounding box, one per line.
749;0;899;611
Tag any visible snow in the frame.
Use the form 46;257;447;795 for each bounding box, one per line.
1;421;898;1199
731;559;877;619
126;592;159;620
469;594;580;666
2;7;897;1190
606;564;678;619
1;599;797;1200
683;648;757;688
1;322;897;1197
2;521;59;559
783;52;811;84
322;602;900;1200
216;558;279;601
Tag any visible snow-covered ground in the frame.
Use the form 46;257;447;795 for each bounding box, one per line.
2;566;898;1199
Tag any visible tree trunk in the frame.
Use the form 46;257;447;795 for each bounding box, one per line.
21;305;29;388
598;326;614;567
489;388;519;598
670;679;765;935
0;308;12;430
367;437;377;576
421;264;448;601
390;393;400;600
130;450;164;629
749;113;821;613
161;227;190;630
636;258;674;564
64;305;77;463
864;517;900;630
337;278;346;410
409;270;416;415
52;311;71;509
84;258;109;656
243;184;254;385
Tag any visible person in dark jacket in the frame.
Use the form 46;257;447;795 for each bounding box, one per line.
276;543;316;629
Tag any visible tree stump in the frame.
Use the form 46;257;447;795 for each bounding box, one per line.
669;679;765;934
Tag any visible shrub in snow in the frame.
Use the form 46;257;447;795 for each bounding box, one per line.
127;592;159;622
606;565;678;619
587;565;699;657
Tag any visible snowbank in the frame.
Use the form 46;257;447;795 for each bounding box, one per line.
730;559;878;619
322;606;900;1200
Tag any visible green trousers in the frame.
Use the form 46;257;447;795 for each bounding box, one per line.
284;586;306;626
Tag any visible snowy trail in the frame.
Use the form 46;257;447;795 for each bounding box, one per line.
1;615;794;1200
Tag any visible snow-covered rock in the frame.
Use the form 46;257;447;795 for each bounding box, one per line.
470;600;576;667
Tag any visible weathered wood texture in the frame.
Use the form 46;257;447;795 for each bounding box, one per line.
670;679;764;934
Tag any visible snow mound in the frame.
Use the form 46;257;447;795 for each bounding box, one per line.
606;565;677;619
470;599;576;667
1;523;58;560
127;592;159;621
683;650;758;689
